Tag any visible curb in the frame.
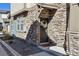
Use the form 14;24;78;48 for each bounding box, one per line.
0;39;21;56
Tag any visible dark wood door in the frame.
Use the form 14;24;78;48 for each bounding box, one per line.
40;26;49;43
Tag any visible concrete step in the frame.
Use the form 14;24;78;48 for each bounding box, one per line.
49;46;66;55
38;46;66;56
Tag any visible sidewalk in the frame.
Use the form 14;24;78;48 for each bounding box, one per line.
0;43;8;56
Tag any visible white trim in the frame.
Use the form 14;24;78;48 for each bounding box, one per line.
17;16;26;32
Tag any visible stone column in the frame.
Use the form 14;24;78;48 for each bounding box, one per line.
69;4;79;56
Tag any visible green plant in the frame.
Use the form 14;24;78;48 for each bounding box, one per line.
2;34;13;40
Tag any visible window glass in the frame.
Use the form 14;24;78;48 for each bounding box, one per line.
17;15;25;31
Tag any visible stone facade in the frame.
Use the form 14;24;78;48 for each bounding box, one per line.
26;4;67;47
69;32;79;55
25;5;40;44
47;4;66;47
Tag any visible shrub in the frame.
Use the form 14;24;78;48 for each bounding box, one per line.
2;34;13;40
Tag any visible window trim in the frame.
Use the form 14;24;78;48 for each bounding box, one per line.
17;15;26;32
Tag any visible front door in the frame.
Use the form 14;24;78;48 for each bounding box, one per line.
40;26;49;43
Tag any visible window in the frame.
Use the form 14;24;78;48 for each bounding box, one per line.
17;15;25;32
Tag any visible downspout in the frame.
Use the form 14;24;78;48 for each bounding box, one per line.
63;3;70;55
24;3;26;9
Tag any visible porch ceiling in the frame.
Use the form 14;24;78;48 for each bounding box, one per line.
37;3;59;9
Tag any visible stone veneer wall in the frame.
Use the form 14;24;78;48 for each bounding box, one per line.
69;32;79;56
47;4;66;47
25;5;41;44
25;4;67;46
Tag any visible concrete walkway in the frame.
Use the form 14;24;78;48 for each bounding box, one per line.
0;43;8;56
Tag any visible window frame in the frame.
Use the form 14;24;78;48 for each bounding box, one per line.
17;15;25;32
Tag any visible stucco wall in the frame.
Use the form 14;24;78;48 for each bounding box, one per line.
0;14;3;22
26;3;36;8
11;3;25;15
70;4;79;32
